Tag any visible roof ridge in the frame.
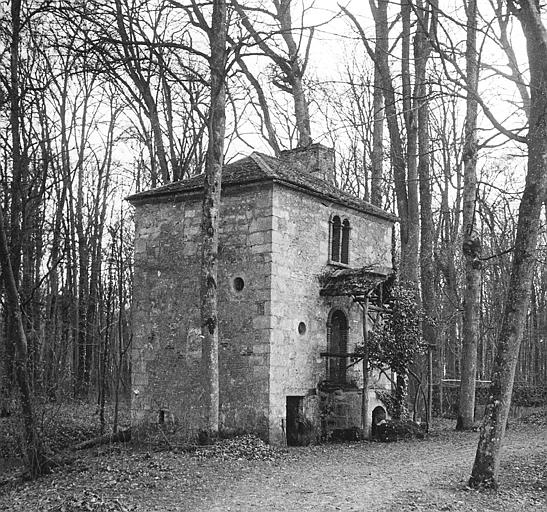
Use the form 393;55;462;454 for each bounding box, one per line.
127;150;397;222
249;152;396;221
248;152;277;177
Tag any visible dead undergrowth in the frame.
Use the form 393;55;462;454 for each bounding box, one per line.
0;399;130;479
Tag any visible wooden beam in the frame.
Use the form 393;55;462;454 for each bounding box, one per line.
320;352;361;358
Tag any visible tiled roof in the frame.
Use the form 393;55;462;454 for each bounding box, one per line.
127;152;397;222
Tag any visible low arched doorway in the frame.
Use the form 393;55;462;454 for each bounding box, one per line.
371;405;387;438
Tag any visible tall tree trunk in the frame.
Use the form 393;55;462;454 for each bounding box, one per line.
200;0;226;437
470;0;547;488
458;0;481;431
43;116;67;396
74;86;91;398
364;0;417;285
346;0;418;411
409;0;437;421
0;205;49;477
370;3;385;207
1;1;48;474
440;156;461;381
273;0;312;147
233;0;312;149
233;52;281;155
399;0;420;287
416;0;436;421
4;0;27;396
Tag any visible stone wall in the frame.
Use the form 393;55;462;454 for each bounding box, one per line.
131;176;393;443
131;184;274;439
268;184;393;443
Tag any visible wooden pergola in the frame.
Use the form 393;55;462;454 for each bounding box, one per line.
319;266;393;433
319;266;391;301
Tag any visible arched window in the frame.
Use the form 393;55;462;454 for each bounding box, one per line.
330;215;341;262
329;215;350;265
341;219;350;264
327;309;349;383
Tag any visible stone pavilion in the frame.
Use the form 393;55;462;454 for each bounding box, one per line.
128;144;397;444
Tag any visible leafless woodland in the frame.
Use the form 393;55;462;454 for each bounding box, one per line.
0;0;546;487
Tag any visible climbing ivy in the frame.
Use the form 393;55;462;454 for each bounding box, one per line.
369;284;425;374
356;284;426;420
355;284;426;378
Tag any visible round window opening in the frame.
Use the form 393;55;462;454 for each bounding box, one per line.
298;322;307;335
233;277;245;292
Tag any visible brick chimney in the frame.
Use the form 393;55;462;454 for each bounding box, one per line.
279;143;335;184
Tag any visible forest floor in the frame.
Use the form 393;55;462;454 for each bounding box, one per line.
0;405;545;512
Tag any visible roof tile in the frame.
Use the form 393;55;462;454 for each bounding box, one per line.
127;151;397;222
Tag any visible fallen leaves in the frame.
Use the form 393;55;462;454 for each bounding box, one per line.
191;434;289;462
46;490;134;512
1;412;545;512
519;410;547;427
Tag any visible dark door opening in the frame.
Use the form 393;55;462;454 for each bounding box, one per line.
286;396;303;446
371;405;387;438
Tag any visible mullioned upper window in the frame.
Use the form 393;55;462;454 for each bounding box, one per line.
329;215;350;265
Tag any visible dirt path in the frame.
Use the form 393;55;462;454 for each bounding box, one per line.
1;422;545;512
184;427;542;512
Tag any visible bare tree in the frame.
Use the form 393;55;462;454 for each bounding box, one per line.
232;0;313;148
344;0;421;286
470;0;547;488
112;0;171;183
343;0;438;415
0;0;49;477
457;0;481;431
198;0;227;437
416;0;438;426
370;7;386;208
0;204;49;476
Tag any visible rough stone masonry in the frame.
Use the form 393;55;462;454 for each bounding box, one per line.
128;144;396;444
